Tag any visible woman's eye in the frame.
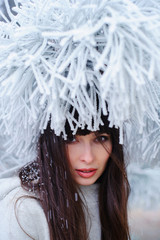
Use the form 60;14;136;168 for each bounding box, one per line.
95;135;109;143
66;136;77;144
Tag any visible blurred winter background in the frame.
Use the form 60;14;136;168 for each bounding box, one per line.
0;1;160;239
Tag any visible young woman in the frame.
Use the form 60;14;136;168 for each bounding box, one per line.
0;1;160;240
0;115;131;240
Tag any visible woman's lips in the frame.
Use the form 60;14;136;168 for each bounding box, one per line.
75;168;97;178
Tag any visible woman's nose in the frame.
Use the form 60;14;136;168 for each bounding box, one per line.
80;144;94;164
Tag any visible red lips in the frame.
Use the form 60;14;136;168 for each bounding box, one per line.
75;168;97;178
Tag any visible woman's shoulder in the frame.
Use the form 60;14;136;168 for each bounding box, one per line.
0;176;38;209
0;175;36;200
0;176;50;240
0;176;22;198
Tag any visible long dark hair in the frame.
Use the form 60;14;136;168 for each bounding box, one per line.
19;117;131;240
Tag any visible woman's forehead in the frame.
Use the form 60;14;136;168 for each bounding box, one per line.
64;122;112;139
76;125;110;135
76;131;109;136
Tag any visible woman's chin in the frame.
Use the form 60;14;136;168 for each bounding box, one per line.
75;177;97;186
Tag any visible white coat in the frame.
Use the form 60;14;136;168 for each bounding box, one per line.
0;176;101;240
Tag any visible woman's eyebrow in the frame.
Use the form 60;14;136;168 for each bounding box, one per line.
94;132;110;137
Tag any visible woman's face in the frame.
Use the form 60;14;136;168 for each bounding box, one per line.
66;132;112;186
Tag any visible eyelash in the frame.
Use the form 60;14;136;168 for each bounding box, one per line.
95;135;109;143
66;135;109;144
65;136;77;143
